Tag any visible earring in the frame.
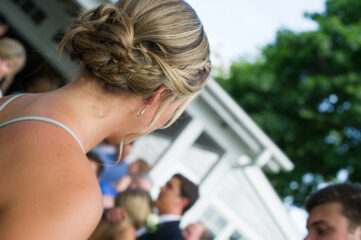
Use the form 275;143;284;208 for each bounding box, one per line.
137;106;147;117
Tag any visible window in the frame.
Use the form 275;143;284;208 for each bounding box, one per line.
180;131;225;183
230;230;244;240
201;206;228;235
12;0;47;25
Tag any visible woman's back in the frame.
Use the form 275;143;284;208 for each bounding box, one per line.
0;94;103;239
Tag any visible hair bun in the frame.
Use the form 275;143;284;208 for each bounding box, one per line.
59;0;211;98
60;4;136;87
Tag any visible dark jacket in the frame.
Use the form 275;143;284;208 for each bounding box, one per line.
137;220;184;240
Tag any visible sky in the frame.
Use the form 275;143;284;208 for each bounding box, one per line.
184;0;326;237
186;0;326;66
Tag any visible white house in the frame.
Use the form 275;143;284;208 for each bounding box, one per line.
131;78;300;240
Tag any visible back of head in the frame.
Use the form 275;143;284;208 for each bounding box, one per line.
305;183;361;227
173;173;199;214
115;189;153;229
0;37;26;75
59;0;210;102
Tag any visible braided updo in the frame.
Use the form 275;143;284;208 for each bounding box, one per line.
59;0;211;100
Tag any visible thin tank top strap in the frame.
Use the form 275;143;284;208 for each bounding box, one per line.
0;94;26;112
0;116;85;153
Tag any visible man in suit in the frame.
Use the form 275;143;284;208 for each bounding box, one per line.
137;173;199;240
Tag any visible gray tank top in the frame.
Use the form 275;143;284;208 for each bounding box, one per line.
0;94;85;153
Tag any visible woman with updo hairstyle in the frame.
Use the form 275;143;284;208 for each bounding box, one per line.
0;0;210;238
89;189;153;240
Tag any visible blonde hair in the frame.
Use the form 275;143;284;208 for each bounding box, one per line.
59;0;211;159
0;37;26;76
89;190;153;240
114;189;153;229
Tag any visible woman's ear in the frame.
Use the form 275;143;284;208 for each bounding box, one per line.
147;85;167;105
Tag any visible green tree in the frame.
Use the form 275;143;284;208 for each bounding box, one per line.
215;0;361;206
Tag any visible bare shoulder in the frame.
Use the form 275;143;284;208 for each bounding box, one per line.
0;125;103;239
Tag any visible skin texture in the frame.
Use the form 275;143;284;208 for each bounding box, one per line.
182;222;207;240
0;75;186;239
305;202;361;240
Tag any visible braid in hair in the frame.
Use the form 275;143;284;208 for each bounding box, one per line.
59;0;210;99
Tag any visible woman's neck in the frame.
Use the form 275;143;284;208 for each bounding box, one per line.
41;75;144;152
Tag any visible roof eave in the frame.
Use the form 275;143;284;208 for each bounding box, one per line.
201;78;294;172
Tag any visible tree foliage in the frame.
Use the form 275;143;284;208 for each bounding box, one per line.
215;0;361;206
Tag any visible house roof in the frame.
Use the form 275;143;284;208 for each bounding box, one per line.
200;78;294;172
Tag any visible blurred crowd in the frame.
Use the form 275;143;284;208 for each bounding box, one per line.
87;142;211;240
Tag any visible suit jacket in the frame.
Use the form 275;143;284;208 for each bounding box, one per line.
137;220;184;240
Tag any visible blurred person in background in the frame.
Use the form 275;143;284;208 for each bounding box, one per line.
137;174;200;240
97;141;134;185
89;189;153;240
128;172;153;192
0;37;26;96
116;158;151;192
304;183;361;240
0;15;9;37
106;173;200;240
87;151;104;178
23;66;62;93
87;151;118;209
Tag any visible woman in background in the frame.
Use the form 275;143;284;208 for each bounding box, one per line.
89;189;153;240
0;0;210;239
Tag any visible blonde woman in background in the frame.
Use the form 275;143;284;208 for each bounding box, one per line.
89;189;153;240
0;37;26;96
0;0;210;239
